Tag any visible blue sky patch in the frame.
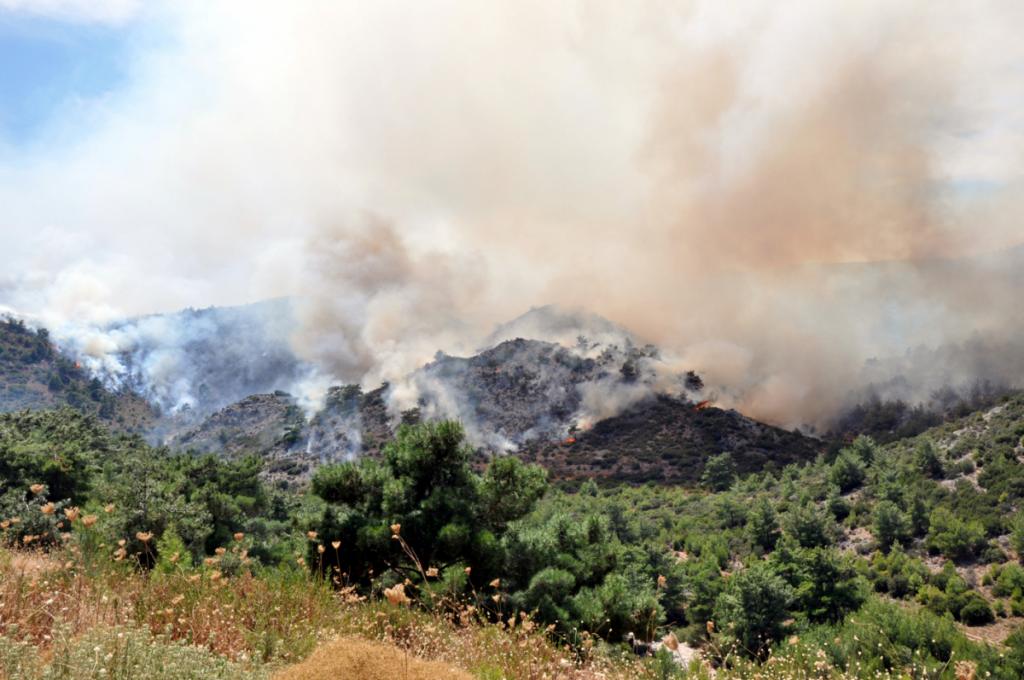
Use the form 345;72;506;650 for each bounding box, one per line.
0;11;136;145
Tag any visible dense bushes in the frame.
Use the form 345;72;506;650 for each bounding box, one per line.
713;561;793;659
309;421;547;589
6;394;1024;674
927;507;987;562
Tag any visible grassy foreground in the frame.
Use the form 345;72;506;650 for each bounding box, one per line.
1;543;1004;680
0;545;660;679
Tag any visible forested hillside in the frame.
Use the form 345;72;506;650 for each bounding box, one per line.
0;318;154;431
5;394;1024;677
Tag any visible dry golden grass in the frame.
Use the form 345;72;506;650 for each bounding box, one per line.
272;637;474;680
0;545;656;679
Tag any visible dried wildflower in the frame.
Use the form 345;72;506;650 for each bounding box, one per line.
40;502;55;515
113;547;127;561
136;531;153;543
169;552;180;563
706;620;715;634
22;534;36;544
390;523;401;536
464;566;472;576
657;574;667;589
81;514;98;528
64;507;80;522
30;483;45;495
384;583;410;607
204;557;219;567
956;660;978;680
9;517;20;525
663;632;680;651
210;570;222;581
215;547;226;556
307;531;318;540
117;539;126;547
426;567;439;578
171;595;185;605
491;593;501;603
0;520;8;529
104;504;115;513
331;540;341;549
489;578;501;588
789;635;800;645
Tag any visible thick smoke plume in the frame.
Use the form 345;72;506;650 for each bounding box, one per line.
2;1;1024;428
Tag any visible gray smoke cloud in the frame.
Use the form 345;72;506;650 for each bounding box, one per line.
1;1;1023;429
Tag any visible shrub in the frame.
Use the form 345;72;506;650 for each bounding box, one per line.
958;592;995;626
712;561;793;659
829;452;865;493
927;507;986;562
872;500;911;551
914;439;945;479
784;503;835;549
701;453;736;492
746;497;780;552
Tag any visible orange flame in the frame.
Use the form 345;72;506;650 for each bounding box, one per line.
694;400;712;411
563;436;576;445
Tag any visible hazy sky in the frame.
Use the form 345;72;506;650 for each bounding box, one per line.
2;1;1023;425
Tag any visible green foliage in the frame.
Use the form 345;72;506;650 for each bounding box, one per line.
155;526;193;574
927;507;986;562
914;439;945;479
479;455;548;530
797;597;992;677
958;591;995;626
1010;510;1024;560
783;502;835;549
829;451;865;493
774;546;866;623
712;561;793;659
991;562;1024;600
0;409;104;503
872;500;910;551
746;496;779;552
848;435;878;465
866;545;928;599
311;421;548;600
701;453;736;492
6;389;1024;674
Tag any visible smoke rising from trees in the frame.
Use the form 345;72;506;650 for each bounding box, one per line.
2;1;1024;427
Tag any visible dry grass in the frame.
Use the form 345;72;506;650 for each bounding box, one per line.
0;544;653;679
272;637;473;680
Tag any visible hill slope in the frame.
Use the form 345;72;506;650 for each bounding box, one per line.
0;317;154;432
173;337;820;485
521;394;821;483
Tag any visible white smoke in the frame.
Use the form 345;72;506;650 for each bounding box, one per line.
1;1;1023;429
